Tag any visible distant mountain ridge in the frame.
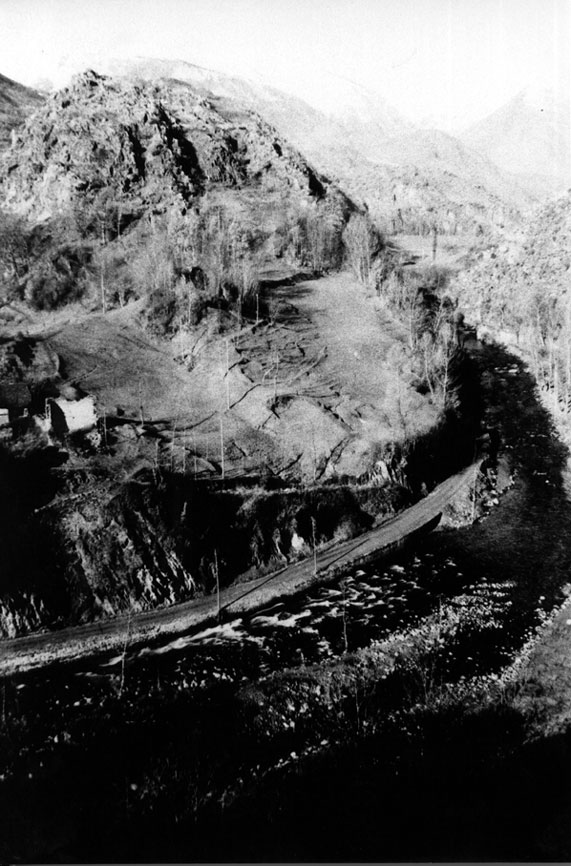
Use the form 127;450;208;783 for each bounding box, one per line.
461;85;571;196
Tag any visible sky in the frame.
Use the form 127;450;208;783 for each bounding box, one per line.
0;0;569;130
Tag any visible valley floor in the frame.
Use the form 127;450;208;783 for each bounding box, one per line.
2;268;439;488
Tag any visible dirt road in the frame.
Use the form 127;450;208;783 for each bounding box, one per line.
0;460;480;675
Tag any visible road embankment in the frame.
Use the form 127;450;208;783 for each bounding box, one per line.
0;461;481;675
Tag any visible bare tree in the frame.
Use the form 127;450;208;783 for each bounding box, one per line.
343;213;377;285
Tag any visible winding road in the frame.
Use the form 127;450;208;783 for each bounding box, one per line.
0;460;481;674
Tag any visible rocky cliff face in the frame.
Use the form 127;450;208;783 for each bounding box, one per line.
0;461;409;637
0;465;196;636
0;70;354;318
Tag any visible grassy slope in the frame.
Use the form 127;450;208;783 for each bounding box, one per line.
11;268;441;487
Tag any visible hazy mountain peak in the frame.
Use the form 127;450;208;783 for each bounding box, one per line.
295;70;414;131
461;83;571;197
516;81;569;108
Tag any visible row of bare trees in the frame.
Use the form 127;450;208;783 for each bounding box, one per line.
342;211;457;413
1;182;350;324
473;273;571;421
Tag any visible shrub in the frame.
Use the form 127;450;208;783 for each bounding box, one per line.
24;250;89;310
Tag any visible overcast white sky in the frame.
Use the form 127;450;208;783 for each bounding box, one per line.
0;0;569;129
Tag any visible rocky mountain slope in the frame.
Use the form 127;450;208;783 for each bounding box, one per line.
45;55;416;157
0;69;349;224
461;85;571;198
0;69;353;315
0;58;537;235
317;129;531;235
455;191;571;329
0;72;44;150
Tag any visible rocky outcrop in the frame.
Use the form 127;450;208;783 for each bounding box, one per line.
0;71;354;315
0;70;351;224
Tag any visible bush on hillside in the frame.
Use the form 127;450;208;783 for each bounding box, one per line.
123;193;349;334
0;208;95;310
0;210;32;294
0;182;349;328
24;256;88;310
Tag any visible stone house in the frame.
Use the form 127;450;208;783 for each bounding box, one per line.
47;396;98;436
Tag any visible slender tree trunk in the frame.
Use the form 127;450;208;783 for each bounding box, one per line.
342;581;348;653
226;339;230;410
214;549;221;622
119;607;133;698
100;221;107;313
311;517;317;576
219;415;225;479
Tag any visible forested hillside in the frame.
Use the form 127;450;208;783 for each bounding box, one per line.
454;192;571;429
